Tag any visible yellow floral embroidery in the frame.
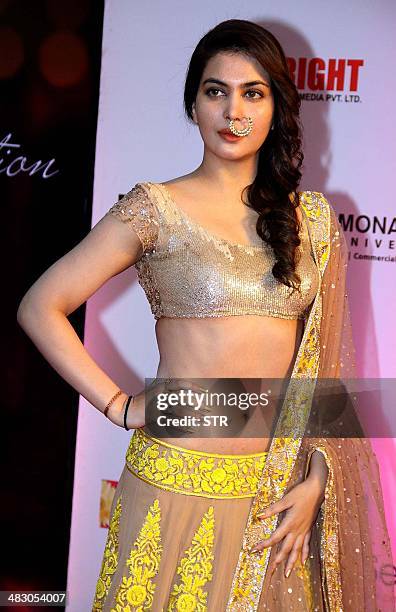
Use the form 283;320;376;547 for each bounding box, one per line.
167;506;215;611
111;498;163;611
126;428;268;499
92;495;122;611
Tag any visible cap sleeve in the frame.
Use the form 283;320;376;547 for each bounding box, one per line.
106;182;159;254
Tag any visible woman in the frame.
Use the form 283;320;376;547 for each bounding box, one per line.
17;19;394;611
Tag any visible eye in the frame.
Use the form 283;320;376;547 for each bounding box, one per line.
204;87;264;99
205;87;225;97
245;90;264;99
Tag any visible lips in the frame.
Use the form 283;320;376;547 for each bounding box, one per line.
218;129;241;142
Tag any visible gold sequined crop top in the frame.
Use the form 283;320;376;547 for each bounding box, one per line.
106;181;320;321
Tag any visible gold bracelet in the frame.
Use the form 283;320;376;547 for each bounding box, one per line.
104;389;122;418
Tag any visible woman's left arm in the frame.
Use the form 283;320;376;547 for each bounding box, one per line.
250;450;328;577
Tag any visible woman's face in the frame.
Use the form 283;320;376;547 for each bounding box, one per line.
192;51;275;160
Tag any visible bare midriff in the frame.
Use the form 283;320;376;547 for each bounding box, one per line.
152;314;304;455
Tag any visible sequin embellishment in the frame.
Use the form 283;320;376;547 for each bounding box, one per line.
109;181;320;321
225;191;331;611
305;444;343;611
107;183;159;254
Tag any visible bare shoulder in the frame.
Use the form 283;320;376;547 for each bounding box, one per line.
159;174;219;214
160;173;202;197
161;174;250;210
160;171;199;187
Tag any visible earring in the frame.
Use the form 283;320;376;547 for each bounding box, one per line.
228;116;253;137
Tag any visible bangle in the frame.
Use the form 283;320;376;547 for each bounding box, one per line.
104;389;122;418
124;395;134;431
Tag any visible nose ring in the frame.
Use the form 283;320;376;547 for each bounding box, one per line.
228;116;253;137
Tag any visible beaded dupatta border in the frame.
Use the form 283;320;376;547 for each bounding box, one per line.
225;192;331;611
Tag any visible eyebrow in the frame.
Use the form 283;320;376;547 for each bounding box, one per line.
202;78;270;89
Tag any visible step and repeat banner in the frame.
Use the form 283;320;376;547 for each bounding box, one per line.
66;1;396;609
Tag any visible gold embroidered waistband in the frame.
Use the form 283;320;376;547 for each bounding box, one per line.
125;427;268;499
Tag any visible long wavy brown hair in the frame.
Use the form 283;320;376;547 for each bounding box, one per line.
183;19;304;290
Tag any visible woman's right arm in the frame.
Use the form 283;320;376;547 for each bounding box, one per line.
16;213;145;428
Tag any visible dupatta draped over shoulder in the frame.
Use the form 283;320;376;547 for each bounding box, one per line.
225;192;395;611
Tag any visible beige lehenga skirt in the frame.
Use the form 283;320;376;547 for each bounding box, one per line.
92;427;321;611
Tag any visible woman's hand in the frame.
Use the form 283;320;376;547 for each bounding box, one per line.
250;468;327;578
107;378;207;430
106;393;146;429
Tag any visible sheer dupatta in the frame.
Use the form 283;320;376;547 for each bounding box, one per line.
225;192;395;611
